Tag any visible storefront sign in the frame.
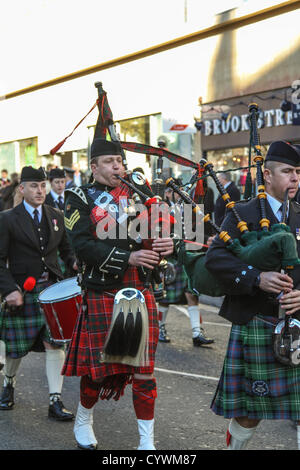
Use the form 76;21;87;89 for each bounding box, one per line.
203;107;296;137
163;118;195;134
292;103;300;125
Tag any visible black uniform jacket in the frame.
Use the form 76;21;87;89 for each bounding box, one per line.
64;183;146;293
0;202;75;298
214;181;241;227
205;197;300;325
45;192;63;209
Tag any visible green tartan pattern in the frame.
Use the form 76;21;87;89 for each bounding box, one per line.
211;314;300;420
160;260;189;305
0;282;54;358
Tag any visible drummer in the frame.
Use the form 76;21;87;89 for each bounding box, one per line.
0;166;77;420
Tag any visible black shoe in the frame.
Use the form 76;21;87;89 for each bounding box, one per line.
193;331;214;347
159;325;171;343
0;384;15;410
48;399;75;421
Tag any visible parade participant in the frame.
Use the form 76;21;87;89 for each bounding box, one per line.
158;184;214;346
62;138;174;450
158;285;214;346
45;168;66;210
214;172;240;227
0;166;76;420
205;141;300;450
64;167;76;189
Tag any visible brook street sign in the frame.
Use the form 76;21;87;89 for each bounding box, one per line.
203;105;300;137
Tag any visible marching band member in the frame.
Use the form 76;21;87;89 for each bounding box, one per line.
45;168;66;211
62;138;174;450
205;141;300;449
0;166;76;420
159;183;214;346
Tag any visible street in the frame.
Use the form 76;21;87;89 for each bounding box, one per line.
0;301;297;452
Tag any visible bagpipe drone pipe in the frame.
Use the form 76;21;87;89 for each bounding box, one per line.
174;103;300;298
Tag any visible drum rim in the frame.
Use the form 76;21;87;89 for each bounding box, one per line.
39;292;82;304
38;277;81;303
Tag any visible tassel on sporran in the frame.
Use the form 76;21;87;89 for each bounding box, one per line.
102;288;149;367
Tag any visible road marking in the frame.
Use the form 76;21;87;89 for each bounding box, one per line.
204;321;231;328
155;366;219;381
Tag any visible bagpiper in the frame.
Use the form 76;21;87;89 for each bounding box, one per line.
62;138;174;450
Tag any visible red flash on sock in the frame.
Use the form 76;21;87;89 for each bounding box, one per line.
132;378;157;420
80;375;101;409
226;429;232;447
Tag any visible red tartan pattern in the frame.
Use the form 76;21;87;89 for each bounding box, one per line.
62;266;159;381
132;378;157;419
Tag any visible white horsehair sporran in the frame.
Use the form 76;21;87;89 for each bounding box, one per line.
102;288;149;367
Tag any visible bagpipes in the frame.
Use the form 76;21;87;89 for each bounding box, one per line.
90;84;209;365
91;82;211;300
50;83;300;366
173;103;300;293
49;82;203;366
171;103;300;366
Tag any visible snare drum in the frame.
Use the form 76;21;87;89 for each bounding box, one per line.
38;277;82;343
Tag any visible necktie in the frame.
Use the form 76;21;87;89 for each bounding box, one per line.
57;196;64;210
278;202;290;223
33;209;40;226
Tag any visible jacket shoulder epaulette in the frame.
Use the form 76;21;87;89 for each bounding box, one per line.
65;186;89;205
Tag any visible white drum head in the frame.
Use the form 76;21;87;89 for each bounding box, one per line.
39;277;81;303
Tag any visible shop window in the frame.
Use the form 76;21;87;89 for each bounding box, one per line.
0;137;39;177
207;147;256;195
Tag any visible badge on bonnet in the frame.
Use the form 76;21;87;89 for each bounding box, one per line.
101;288;149;367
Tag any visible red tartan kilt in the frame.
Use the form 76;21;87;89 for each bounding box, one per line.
62;267;159;381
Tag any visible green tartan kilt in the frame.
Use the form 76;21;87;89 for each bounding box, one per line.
211;314;300;420
160;260;191;305
0;281;58;358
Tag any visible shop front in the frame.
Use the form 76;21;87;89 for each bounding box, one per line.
0;137;39;176
201;87;300;196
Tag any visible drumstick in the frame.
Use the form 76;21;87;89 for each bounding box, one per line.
2;277;37;314
23;277;36;292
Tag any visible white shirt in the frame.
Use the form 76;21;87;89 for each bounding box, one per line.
266;193;289;222
23;200;42;223
74;173;81;186
50;189;64;204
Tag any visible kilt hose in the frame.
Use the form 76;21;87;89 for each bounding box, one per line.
62;266;159;400
211;314;300;421
0;281;59;359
